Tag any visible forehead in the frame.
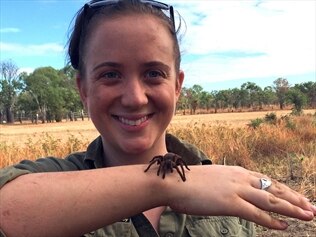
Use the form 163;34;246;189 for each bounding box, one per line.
84;14;175;64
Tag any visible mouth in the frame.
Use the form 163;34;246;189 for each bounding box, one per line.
112;114;154;126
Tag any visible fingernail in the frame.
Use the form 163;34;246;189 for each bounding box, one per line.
280;220;288;229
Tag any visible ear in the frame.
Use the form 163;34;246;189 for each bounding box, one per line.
175;70;184;101
76;73;88;109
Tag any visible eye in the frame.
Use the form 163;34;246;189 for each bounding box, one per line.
145;70;167;82
101;71;120;79
98;71;121;84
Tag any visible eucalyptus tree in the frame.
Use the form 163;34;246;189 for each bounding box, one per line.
23;67;65;122
58;65;82;114
262;86;278;107
273;78;290;109
177;86;189;115
184;85;203;114
293;81;316;108
0;60;23;123
199;91;213;112
241;82;263;109
286;88;307;114
230;88;242;109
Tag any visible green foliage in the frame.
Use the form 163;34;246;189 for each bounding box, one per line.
248;118;264;129
281;116;296;130
287;88;308;115
18;66;82;122
264;112;277;124
273;77;290;109
3;59;316;122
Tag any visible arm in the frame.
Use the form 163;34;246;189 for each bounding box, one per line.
0;165;164;237
1;165;315;237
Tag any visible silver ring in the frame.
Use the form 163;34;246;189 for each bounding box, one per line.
260;178;272;190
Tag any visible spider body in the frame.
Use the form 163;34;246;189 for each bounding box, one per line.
144;152;190;181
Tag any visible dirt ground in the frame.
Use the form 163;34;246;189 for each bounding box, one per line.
2;109;315;145
1;109;315;236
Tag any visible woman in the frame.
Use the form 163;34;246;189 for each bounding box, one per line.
0;0;315;236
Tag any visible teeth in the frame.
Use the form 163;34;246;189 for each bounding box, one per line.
119;116;148;126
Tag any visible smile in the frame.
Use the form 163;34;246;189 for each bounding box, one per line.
113;114;153;126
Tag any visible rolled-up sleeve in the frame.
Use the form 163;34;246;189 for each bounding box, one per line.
0;166;31;189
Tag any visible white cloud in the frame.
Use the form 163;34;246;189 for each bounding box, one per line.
0;28;20;33
171;0;316;85
0;42;64;56
18;67;35;75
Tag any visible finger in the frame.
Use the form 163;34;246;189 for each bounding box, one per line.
242;187;314;221
249;173;315;213
231;199;289;230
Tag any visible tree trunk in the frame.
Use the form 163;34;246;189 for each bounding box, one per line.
5;107;14;123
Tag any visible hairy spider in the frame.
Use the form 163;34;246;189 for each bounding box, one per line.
144;152;190;182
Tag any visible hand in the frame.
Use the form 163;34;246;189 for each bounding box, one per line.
163;165;315;230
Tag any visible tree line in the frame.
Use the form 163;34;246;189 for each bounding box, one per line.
1;60;315;124
0;60;82;123
178;79;316;115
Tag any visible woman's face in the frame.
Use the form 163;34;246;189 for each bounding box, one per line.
77;14;184;156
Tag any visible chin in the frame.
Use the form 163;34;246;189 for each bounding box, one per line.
120;139;153;155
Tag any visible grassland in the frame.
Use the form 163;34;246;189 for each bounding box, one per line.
0;109;315;236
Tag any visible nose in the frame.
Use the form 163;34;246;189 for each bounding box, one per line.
121;78;148;108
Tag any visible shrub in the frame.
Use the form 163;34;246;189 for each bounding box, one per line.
248;118;264;129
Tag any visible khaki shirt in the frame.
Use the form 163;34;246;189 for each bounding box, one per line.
0;134;256;237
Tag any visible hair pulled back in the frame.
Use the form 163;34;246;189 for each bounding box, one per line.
67;0;183;75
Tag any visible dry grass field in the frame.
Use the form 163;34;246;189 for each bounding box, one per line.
0;109;315;236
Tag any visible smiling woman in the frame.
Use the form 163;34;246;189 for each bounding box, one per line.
0;1;315;237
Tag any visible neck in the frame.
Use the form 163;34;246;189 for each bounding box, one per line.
101;135;168;167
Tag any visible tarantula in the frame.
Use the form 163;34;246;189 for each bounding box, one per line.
144;152;190;182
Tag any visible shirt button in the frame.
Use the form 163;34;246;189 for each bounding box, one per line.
220;228;229;234
165;232;174;237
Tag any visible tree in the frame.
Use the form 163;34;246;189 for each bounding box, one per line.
58;66;82;113
23;67;65;122
184;85;203;114
177;86;189;115
241;82;263;109
293;81;316;108
0;60;23;123
273;78;290;109
230;88;242;109
199;91;213;111
286;88;307;114
262;86;278;107
20;66;83;122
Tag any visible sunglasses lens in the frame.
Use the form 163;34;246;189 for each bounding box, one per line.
86;0;175;30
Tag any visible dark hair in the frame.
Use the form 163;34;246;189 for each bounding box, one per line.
67;0;183;76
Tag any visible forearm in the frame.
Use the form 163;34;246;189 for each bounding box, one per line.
0;165;165;237
1;165;315;236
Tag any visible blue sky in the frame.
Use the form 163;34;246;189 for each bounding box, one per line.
1;0;315;91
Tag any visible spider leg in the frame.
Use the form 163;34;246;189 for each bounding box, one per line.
162;170;166;179
177;160;190;171
144;157;162;172
157;163;162;176
144;161;157;172
183;162;190;171
175;165;186;181
169;163;174;173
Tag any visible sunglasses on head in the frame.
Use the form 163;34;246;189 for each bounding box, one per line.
84;0;175;31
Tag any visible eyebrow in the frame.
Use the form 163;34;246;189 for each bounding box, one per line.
92;61;171;72
143;61;171;71
92;62;122;72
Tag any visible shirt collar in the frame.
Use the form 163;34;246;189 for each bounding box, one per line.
83;134;211;168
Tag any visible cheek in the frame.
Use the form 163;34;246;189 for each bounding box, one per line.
154;87;177;111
